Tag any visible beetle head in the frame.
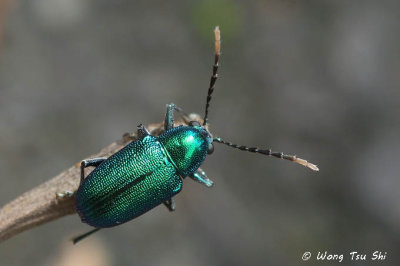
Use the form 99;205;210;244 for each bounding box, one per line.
158;125;212;177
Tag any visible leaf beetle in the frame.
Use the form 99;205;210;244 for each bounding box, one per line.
70;26;318;244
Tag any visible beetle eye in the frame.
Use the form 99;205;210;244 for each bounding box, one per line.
189;121;201;127
207;143;214;154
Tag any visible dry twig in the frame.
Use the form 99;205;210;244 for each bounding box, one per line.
0;120;183;242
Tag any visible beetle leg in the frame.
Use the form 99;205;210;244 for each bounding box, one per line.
56;190;74;199
72;228;101;244
173;105;192;124
163;198;175;211
165;103;198;128
80;157;107;185
164;103;176;130
174;107;205;125
189;168;214;187
137;123;150;139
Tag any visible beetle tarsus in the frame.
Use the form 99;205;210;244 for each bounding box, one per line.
190;168;214;187
173;106;191;124
56;190;74;199
163;198;175;211
164;103;177;130
72;228;101;244
80;157;107;184
137;124;150;139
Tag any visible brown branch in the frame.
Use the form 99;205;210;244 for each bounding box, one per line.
0;120;190;243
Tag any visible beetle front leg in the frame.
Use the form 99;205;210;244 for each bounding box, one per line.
165;103;196;129
80;157;107;185
189;168;214;187
164;103;177;130
163;198;175;211
137;123;150;139
173;105;193;124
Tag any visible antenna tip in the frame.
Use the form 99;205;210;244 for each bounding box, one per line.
214;26;221;55
293;157;319;171
308;163;320;171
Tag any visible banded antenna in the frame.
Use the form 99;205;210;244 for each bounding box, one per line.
203;27;318;171
214;138;319;171
203;26;221;126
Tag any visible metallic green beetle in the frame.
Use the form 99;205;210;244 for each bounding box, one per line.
72;27;318;243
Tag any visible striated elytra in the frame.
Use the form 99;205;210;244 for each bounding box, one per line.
69;27;318;244
76;127;209;228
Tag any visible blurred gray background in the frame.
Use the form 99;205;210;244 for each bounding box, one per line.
0;0;399;265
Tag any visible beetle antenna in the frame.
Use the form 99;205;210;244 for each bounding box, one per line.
72;228;101;244
203;26;221;126
213;137;319;171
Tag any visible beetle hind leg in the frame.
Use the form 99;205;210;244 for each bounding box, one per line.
57;158;107;198
72;228;101;244
80;157;107;184
163;198;175;211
